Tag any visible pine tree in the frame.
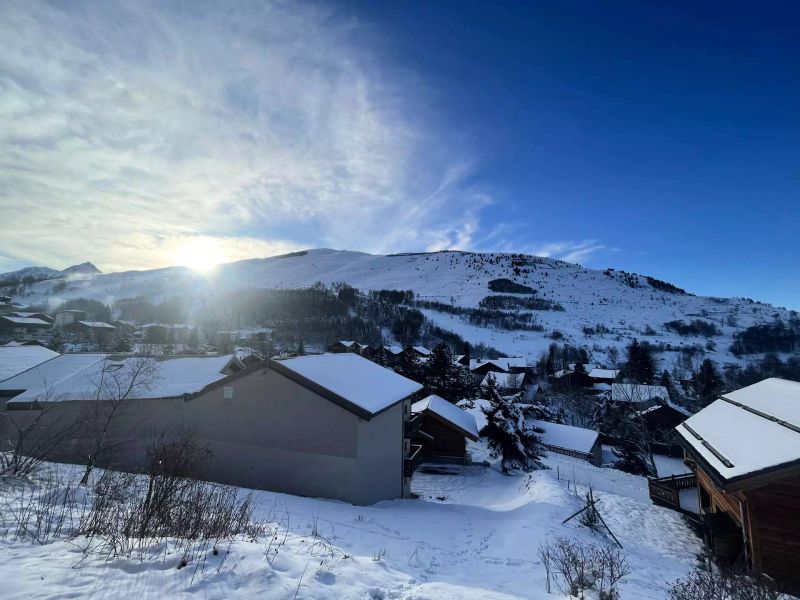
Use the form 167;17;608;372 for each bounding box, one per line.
481;382;545;473
694;359;723;408
297;340;305;355
47;328;65;353
625;339;656;383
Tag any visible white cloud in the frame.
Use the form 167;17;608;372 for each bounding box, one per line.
0;0;487;271
526;240;607;264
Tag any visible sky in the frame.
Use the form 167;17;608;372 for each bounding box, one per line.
0;1;798;308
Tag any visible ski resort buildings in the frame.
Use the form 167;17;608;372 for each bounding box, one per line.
411;394;479;464
0;352;423;505
674;378;800;589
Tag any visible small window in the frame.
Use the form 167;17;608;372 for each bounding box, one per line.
223;386;234;399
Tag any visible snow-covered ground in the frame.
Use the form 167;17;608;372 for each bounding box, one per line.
0;446;704;599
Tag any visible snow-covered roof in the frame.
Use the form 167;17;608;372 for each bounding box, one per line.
0;353;108;396
271;353;423;418
587;368;620;380
533;420;599;455
0;345;60;382
611;383;668;403
1;316;50;326
3;354;237;403
412;394;479;440
469;358;510;373
78;321;115;329
480;372;522;388
592;382;612;392
383;345;403;355
677;378;800;487
412;346;431;356
337;340;356;347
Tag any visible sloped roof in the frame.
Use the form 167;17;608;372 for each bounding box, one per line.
676;378;800;488
588;368;620;380
3;354;237;403
411;346;431;355
1;316;50;326
78;321;115;329
0;353;107;397
534;420;599;455
412;394;479;441
0;346;60;382
611;383;668;403
270;353;422;419
469;358;509;373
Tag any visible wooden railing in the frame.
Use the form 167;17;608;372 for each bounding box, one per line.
404;444;423;476
648;473;697;510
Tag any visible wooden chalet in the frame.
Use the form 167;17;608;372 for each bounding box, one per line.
411;395;479;465
328;340;359;353
672;378;800;590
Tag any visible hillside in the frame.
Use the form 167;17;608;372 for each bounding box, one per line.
4;249;796;366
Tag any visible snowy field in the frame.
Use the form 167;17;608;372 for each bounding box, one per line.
0;446;704;599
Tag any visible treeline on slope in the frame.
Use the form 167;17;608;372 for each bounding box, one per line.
115;296;190;324
416;299;545;332
57;298;113;323
645;276;688;295
479;295;565;312
664;319;721;337
194;284;502;357
730;318;800;355
487;278;536;294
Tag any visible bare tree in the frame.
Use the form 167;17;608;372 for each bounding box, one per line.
609;384;658;476
1;381;78;476
78;353;159;485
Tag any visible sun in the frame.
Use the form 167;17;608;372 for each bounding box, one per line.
176;238;225;273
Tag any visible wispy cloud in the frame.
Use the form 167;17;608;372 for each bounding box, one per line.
0;0;488;271
526;240;608;264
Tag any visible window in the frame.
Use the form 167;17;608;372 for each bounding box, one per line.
223;386;234;399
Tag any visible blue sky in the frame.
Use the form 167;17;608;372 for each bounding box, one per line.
0;1;798;308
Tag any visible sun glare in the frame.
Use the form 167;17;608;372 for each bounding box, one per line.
176;238;225;273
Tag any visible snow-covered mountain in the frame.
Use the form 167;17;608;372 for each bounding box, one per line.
4;249;795;365
0;261;101;285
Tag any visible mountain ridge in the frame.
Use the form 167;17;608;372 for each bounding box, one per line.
1;249;794;367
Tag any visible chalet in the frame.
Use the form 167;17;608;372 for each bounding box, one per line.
0;353;423;505
0;345;59;381
405;345;431;359
411;394;479;464
534;420;602;466
454;354;470;367
470;358;509;376
53;310;88;328
609;383;669;408
328;340;357;353
0;315;51;338
586;368;620;385
672;378;800;589
634;399;691;436
6;311;54;324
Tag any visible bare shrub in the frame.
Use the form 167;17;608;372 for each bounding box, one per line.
1;386;78;477
667;560;790;600
538;537;630;599
73;432;265;565
0;469;90;544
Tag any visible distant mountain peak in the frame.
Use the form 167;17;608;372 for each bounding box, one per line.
61;261;101;275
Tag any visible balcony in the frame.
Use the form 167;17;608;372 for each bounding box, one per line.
648;472;697;511
404;412;422;437
404;444;423;477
